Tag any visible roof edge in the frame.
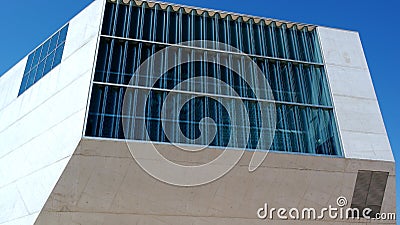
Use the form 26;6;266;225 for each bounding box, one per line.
109;0;318;31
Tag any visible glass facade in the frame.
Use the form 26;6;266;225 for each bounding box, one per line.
18;24;69;96
85;0;342;156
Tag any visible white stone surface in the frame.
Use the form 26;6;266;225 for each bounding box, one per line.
0;57;27;111
0;0;104;224
318;28;368;70
324;65;376;99
318;27;394;162
0;214;38;225
15;158;70;214
0;184;29;224
63;0;105;60
333;95;387;134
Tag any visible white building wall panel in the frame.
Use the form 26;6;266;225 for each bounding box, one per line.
318;27;394;161
0;58;26;111
0;0;104;224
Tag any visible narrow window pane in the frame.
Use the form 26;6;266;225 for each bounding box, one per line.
26;66;38;89
32;46;43;66
108;41;124;83
44;51;56;75
194;14;202;41
297;27;310;62
241;22;251;54
53;44;65;66
229;19;238;49
24;53;35;75
168;8;178;44
40;40;51;60
253;23;264;56
94;38;111;82
265;22;277;57
155;7;166;42
49;32;59;52
287;26;299;60
181;13;190;42
102;2;116;35
58;25;69;45
248;20;256;55
128;5;141;39
218;17;226;45
308;29;322;63
142;7;153;41
34;61;46;82
205;15;214;42
115;4;128;37
18;74;29;95
275;24;288;59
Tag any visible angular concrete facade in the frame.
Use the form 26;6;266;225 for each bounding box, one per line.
0;1;104;224
30;140;394;225
0;0;395;224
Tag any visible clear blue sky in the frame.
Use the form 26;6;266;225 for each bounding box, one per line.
0;0;399;220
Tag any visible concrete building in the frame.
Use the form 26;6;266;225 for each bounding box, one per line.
0;0;395;224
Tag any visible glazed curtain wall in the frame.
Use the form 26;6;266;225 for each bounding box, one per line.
101;1;322;63
85;1;342;156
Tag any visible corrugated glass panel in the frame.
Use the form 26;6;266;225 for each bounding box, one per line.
86;1;342;156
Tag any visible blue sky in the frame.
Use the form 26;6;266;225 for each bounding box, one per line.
0;0;399;220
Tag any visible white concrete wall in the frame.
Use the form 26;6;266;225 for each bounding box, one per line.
0;58;26;112
318;27;394;162
0;0;104;224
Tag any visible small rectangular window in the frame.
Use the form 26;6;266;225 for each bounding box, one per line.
58;26;69;45
18;24;69;96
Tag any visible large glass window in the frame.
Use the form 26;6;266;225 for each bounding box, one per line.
18;24;69;96
101;2;323;63
86;1;342;156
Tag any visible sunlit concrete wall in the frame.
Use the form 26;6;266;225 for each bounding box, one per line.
0;0;104;224
34;139;396;225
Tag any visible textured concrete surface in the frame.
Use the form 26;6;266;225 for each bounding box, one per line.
34;139;396;224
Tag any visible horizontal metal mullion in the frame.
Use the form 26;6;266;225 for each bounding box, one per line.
100;35;325;66
93;81;334;110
